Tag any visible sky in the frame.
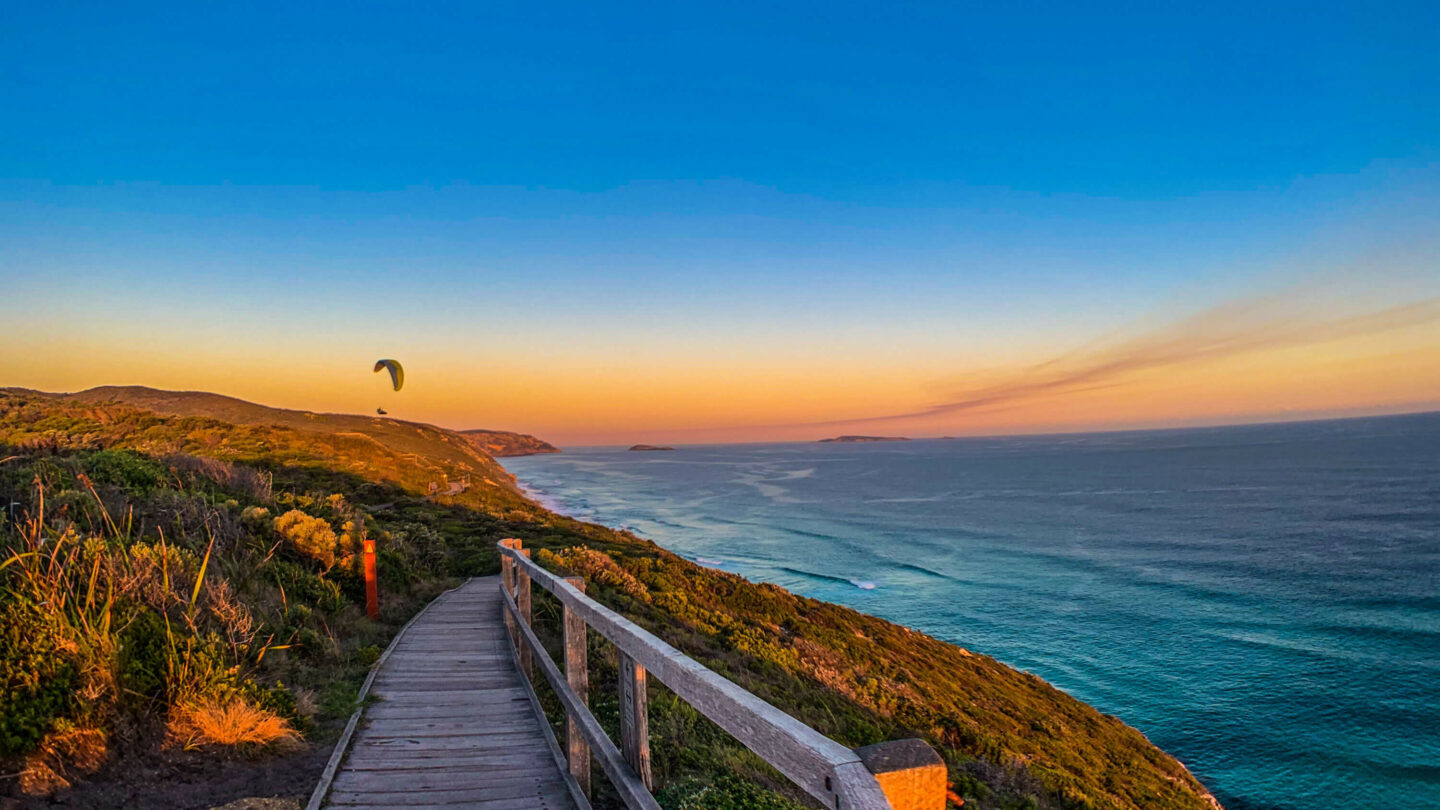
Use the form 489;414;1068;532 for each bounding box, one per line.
2;0;1438;445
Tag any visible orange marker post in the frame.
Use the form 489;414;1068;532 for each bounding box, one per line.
363;539;379;619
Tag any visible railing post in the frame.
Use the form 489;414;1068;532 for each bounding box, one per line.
617;650;653;790
517;548;533;677
854;739;947;810
563;576;590;797
498;538;520;648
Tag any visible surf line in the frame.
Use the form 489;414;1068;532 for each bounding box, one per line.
777;565;878;590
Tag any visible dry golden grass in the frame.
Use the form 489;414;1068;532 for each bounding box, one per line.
168;699;298;750
19;727;108;796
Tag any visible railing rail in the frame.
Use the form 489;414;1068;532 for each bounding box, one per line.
497;539;946;810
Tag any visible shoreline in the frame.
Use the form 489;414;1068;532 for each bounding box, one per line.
497;422;1440;810
502;455;1228;809
511;469;751;574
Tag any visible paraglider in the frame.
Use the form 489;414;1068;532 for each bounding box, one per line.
374;359;404;391
373;359;403;416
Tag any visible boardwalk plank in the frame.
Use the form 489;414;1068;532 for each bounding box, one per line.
323;577;576;810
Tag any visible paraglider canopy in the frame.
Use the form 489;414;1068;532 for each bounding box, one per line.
373;359;404;392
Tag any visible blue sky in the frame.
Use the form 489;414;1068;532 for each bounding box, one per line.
2;0;1438;440
6;1;1437;194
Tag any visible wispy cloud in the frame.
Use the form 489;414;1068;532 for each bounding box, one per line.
820;280;1440;427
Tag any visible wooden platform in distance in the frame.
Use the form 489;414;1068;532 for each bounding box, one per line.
325;576;577;810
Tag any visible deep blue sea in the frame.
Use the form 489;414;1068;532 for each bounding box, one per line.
502;413;1440;810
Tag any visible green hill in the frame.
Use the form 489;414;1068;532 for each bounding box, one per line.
0;388;1220;809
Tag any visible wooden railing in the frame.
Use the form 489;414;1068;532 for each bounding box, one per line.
497;539;947;810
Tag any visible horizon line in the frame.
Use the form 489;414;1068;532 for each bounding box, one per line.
13;382;1434;452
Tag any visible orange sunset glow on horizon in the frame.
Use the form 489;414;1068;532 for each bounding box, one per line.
7;263;1439;446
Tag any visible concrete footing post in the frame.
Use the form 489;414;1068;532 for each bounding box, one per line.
854;739;948;810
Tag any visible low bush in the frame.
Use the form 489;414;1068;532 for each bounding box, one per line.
273;509;343;570
0;601;80;755
168;698;298;749
82;449;164;492
656;775;807;810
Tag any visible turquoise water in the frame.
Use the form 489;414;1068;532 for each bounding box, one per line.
502;413;1440;809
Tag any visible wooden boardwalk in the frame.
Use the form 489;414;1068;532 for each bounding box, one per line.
323;576;578;810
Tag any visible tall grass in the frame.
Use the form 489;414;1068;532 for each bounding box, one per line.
0;475;293;794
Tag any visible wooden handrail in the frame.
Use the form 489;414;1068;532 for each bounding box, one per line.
501;583;660;809
497;539;947;810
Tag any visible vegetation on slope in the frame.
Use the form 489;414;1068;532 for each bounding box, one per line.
0;389;1218;810
0;390;536;799
60;386;523;490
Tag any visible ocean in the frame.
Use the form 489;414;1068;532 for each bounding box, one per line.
501;413;1440;810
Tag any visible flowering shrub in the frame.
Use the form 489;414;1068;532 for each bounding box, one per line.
272;510;342;570
536;546;650;602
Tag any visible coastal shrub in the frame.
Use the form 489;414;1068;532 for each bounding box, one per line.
655;775;807;810
122;540;200;610
166;454;273;501
355;644;383;668
267;559;346;613
0;601;79;755
39;489;96;529
319;680;361;719
275;492;317;512
721;626;799;671
378;547;411;588
245;680;301;727
536;546;650;602
384;522;448;574
165;634;245;707
20;456;69;490
291;626;328;661
117;610;169;704
450;547;496;577
273;509;342;570
950;772;992;802
81;449;164;492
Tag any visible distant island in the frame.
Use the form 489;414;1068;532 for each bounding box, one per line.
461;428;562;457
818;435;910;443
629;444;675;451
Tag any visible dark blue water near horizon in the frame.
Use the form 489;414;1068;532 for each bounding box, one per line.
502;413;1440;810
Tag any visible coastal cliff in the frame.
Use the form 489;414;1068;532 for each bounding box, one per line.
0;389;1220;810
460;428;562;457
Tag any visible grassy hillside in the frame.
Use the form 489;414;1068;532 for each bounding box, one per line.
0;389;1220;809
61;386;521;489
